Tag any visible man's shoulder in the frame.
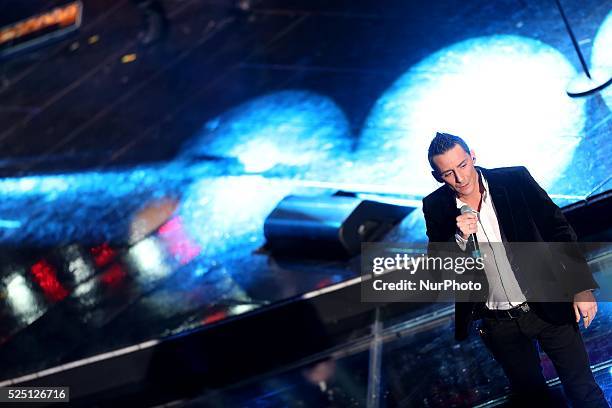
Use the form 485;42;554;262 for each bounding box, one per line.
482;165;527;177
481;166;529;185
422;184;449;209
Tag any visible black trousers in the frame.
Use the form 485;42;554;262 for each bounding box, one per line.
479;309;608;408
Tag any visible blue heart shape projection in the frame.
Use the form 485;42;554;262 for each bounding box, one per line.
0;34;609;258
177;34;594;251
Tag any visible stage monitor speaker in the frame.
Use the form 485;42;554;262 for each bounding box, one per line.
263;194;414;258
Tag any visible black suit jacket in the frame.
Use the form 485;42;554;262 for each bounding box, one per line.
422;166;599;340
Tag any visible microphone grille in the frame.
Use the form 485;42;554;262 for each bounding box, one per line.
460;205;473;215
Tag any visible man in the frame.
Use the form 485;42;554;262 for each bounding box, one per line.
422;132;608;407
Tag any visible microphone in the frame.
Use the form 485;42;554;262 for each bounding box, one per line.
460;205;481;257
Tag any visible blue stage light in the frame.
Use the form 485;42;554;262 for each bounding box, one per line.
177;175;294;264
181;90;352;180
355;35;585;196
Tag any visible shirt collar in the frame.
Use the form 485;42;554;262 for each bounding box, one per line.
455;169;488;209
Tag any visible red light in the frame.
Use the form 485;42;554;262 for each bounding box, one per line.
158;216;180;235
90;242;117;268
158;216;201;265
202;310;227;325
100;264;127;287
315;278;333;289
30;260;69;302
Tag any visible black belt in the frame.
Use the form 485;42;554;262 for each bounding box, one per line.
481;302;530;320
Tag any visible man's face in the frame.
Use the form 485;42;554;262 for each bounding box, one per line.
431;144;478;198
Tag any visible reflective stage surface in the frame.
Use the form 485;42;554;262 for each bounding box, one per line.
182;303;612;408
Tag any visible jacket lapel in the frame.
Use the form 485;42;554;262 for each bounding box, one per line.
481;167;517;242
442;184;461;231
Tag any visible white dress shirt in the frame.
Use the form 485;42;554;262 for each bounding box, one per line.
455;171;527;310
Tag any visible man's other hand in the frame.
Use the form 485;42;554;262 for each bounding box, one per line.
573;290;597;329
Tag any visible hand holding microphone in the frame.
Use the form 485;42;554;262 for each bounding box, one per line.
456;206;478;240
458;205;481;257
